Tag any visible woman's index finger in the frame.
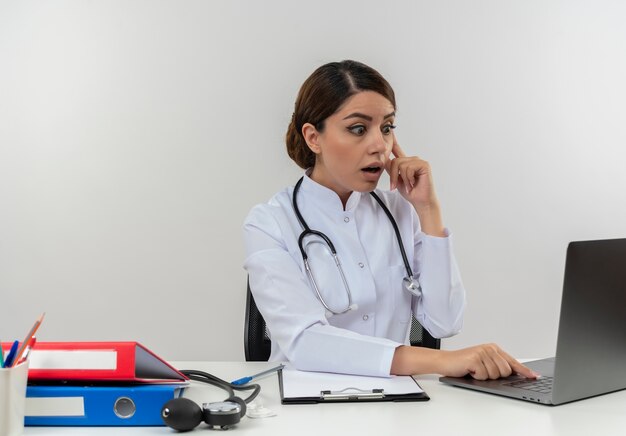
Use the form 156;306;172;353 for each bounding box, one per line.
391;139;406;158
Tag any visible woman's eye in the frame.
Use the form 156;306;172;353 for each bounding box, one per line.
348;125;366;135
382;124;397;135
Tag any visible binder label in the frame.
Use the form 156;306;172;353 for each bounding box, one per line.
26;397;85;416
29;351;117;370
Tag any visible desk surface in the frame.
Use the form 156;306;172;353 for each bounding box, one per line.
24;361;626;436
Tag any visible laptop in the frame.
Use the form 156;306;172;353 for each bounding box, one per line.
440;238;626;405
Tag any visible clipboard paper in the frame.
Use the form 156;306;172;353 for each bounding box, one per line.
279;367;429;404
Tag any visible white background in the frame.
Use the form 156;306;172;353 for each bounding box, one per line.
1;0;625;362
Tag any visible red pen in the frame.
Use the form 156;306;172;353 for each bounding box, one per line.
17;337;37;366
12;312;45;366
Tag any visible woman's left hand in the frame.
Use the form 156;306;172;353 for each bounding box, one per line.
385;139;446;236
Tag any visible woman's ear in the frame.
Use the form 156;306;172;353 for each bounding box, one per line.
302;123;321;154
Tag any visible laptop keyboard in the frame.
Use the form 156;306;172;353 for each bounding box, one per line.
503;377;554;394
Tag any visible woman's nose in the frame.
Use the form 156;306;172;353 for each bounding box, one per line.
369;131;389;154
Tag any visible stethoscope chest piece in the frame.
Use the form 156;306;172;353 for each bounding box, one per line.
403;276;422;299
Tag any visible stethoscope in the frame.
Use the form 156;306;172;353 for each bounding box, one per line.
292;176;422;316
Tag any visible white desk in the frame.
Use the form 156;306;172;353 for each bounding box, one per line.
24;361;626;436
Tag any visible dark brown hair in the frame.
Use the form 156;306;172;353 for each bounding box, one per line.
286;60;396;169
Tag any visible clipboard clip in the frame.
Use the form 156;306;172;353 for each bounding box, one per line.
320;387;385;401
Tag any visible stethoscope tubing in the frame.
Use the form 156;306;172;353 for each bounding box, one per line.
292;176;415;315
369;191;414;278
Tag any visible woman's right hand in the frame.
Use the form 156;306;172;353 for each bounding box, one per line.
436;343;539;380
391;343;540;379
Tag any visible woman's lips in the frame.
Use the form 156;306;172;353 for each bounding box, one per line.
361;166;383;181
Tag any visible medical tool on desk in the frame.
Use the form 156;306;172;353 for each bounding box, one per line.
292;176;422;316
161;369;260;431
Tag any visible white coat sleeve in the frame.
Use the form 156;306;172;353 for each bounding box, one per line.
412;229;466;339
243;205;400;377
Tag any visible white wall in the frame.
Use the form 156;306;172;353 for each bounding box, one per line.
1;0;625;362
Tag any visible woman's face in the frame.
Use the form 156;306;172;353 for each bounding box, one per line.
304;91;396;203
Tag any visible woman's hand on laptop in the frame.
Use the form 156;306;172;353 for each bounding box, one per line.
438;344;540;380
391;344;540;378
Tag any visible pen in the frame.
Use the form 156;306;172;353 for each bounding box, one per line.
231;364;285;386
17;337;37;366
12;312;45;366
3;340;20;368
0;340;5;367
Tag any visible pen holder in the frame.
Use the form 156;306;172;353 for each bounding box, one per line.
0;361;29;436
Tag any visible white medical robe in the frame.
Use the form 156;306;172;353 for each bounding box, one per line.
243;173;465;376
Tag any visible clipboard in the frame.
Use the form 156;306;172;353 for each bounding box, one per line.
279;366;429;404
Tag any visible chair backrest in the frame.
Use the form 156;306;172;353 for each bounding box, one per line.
410;316;441;350
244;278;440;362
244;278;272;361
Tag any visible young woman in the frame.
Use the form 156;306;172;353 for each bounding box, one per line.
244;60;536;380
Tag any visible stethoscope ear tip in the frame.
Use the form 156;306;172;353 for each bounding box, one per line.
349;304;359;311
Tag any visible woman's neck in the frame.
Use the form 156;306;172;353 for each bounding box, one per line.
309;166;351;210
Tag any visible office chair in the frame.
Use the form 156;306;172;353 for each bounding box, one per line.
244;278;273;361
244;278;441;362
